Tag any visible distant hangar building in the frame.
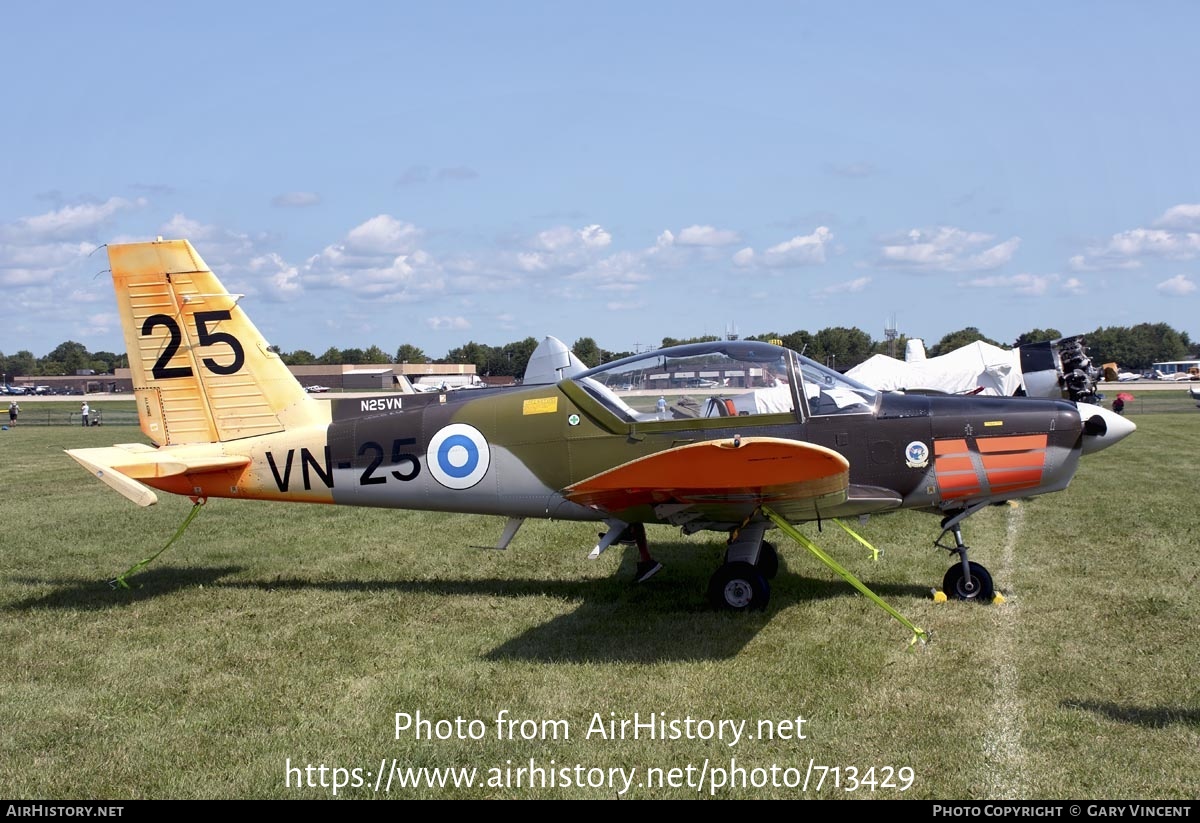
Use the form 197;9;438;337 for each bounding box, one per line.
16;361;478;394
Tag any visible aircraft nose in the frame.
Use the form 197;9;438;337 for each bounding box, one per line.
1076;402;1137;455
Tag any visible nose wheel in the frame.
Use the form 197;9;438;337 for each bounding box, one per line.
935;506;997;602
942;561;994;601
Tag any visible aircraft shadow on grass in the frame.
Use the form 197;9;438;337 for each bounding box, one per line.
6;565;245;611
1061;699;1200;729
6;546;928;662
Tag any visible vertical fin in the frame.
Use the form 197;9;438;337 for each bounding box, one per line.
109;239;326;445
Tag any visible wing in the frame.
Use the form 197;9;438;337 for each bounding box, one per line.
563;436;901;527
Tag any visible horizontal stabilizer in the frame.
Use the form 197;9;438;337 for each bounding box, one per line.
65;445;251;506
66;449;159;507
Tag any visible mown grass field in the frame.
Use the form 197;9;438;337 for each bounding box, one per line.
1;404;1196;799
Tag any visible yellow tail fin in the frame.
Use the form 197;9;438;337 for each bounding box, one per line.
110;238;323;445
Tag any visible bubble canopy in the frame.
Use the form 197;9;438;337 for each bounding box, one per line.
570;341;878;422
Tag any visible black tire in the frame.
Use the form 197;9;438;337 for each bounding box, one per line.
756;541;780;580
942;561;995;602
708;562;770;611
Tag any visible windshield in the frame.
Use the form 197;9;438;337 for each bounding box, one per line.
793;356;878;415
571;341;798;422
570;341;878;422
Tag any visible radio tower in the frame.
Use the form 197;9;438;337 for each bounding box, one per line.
884;315;900;358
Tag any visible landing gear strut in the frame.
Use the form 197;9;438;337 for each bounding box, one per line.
934;505;995;602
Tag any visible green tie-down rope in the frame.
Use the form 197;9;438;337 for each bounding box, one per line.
833;518;881;561
109;500;205;590
762;506;928;646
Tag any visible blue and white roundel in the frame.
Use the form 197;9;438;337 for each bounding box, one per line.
427;423;491;490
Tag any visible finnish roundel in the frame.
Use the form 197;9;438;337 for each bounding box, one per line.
427;423;491;490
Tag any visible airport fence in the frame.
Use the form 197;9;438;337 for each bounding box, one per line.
4;405;140;427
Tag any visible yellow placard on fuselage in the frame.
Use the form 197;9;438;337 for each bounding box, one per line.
522;396;558;415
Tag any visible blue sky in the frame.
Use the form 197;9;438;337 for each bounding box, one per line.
2;2;1198;359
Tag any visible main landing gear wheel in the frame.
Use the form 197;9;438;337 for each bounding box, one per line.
708;562;770;611
942;561;994;602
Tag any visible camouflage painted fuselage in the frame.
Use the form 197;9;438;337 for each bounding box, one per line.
140;380;1085;531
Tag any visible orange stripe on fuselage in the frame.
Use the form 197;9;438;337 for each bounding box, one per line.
934;434;1048;503
936;472;983;492
980;451;1046;471
934;439;969;455
934;456;974;473
983;468;1044;486
976;434;1048;453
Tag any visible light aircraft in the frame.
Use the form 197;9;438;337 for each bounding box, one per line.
68;239;1136;630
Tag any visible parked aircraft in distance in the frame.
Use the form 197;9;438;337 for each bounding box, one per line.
67;240;1136;632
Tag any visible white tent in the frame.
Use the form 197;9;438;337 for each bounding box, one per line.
847;341;1023;396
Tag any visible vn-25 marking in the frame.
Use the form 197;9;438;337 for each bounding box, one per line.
266;439;421;492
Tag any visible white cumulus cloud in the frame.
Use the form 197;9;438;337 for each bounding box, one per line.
568;251;650;292
734;227;833;269
762;227;833;267
426;315;470;331
11;197;144;241
816;276;871;296
1156;274;1197;296
345;215;423;255
674;225;740;246
532;224;611;252
1062;277;1086;295
0;241;95;286
75;312;119;338
1071;206;1200;270
964;273;1055;296
247;253;303;301
878;227;1019;272
1154;203;1200;230
302;216;442;302
579;224;611;248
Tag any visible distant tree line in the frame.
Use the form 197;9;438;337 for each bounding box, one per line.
0;342;127;381
7;322;1194;383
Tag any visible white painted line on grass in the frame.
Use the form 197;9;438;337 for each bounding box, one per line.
983;503;1030;798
